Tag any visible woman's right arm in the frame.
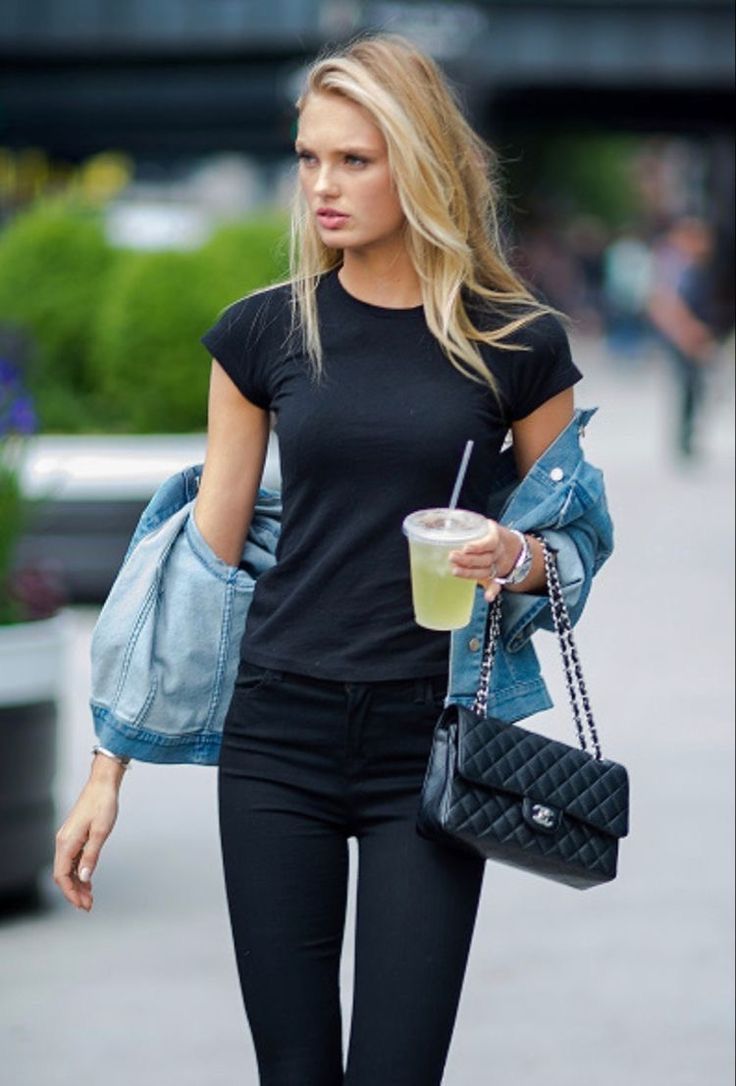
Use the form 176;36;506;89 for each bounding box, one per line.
193;358;270;565
53;360;269;911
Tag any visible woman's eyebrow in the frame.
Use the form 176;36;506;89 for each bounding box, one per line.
294;141;376;156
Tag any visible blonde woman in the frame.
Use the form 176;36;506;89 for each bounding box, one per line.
55;33;612;1086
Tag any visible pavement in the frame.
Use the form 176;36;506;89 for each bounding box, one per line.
1;336;734;1086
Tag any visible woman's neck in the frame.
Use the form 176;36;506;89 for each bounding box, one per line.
339;248;422;309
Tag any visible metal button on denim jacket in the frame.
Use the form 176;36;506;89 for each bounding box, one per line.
91;408;613;764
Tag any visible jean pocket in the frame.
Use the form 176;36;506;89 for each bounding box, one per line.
234;662;278;695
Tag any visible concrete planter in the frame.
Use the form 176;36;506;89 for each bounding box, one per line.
0;610;72;898
17;432;281;603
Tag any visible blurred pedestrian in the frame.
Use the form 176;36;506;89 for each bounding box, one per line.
646;216;721;458
564;213;609;334
53;34;612;1085
602;226;653;361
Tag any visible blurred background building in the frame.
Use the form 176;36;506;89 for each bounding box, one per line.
1;1;734;261
0;0;734;599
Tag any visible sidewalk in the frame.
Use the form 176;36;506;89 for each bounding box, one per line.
1;339;734;1086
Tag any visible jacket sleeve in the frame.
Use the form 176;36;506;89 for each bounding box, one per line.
500;459;614;653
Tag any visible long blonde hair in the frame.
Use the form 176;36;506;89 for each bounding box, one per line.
289;33;562;385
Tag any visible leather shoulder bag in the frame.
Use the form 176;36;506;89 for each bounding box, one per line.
417;538;629;890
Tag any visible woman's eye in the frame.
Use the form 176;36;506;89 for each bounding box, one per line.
295;150;368;167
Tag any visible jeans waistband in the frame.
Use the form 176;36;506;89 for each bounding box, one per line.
240;660;448;705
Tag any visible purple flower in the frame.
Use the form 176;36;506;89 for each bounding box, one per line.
7;395;37;435
0;359;20;386
0;357;37;438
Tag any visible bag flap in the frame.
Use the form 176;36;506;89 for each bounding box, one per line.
453;705;629;838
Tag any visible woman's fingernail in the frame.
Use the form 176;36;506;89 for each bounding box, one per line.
79;867;91;882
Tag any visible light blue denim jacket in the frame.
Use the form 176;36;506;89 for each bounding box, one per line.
90;406;612;765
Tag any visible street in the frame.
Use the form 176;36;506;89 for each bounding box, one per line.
1;336;734;1086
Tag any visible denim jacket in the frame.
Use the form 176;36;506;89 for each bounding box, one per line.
90;407;612;764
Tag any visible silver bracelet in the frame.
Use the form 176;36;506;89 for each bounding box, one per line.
91;744;131;769
493;529;533;586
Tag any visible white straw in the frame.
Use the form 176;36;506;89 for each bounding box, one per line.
448;440;474;510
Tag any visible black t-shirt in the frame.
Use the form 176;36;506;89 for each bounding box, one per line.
200;268;581;681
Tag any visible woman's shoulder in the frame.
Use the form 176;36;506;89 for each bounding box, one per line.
464;293;581;420
211;281;294;345
464;291;572;355
508;310;572;358
200;281;295;391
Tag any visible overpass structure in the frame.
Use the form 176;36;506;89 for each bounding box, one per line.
0;0;733;159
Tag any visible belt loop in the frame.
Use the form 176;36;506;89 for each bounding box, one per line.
413;678;437;705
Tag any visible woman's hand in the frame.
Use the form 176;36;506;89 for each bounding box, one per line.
449;521;522;603
53;755;126;911
449;388;575;602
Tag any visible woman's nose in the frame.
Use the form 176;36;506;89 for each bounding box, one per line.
314;165;339;197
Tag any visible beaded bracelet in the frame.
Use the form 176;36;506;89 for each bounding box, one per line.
91;744;131;770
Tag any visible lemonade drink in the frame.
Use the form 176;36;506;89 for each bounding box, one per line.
402;509;488;631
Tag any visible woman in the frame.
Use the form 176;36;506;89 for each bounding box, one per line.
54;34;611;1086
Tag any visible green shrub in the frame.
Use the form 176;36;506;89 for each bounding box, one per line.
0;203;289;433
90;248;211;432
89;215;289;432
0;198;116;430
199;214;290;309
0;463;23;617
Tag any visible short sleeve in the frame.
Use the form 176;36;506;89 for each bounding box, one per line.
200;290;281;410
504;313;582;422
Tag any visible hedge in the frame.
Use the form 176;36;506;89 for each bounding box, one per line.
89;216;288;432
0;200;289;433
0;199;117;430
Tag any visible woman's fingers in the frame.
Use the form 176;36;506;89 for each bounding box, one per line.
450;524;503;577
458;522;500;554
54;827;93;911
480;579;503;603
450;522;518;591
451;553;498;575
53;785;118;912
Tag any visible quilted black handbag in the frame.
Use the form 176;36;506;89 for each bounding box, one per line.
417;539;629;889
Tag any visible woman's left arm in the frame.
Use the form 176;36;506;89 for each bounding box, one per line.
449;388;574;602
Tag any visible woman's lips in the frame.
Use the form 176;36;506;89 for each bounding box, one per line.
316;210;349;230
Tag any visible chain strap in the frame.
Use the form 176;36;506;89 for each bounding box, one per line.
471;535;603;761
471;594;501;718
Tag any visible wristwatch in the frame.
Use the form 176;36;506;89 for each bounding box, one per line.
493;530;533;587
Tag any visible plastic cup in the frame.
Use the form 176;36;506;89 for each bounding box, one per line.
402;508;488;631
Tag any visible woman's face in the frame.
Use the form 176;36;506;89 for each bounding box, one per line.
296;91;406;254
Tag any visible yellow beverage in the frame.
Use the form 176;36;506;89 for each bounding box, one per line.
403;509;488;631
408;540;478;629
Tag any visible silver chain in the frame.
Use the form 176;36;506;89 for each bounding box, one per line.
472;595;501;718
471;535;603;760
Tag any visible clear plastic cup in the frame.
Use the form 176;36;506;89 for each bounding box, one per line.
402;508;488;631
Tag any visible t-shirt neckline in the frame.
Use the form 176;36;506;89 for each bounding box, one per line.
326;267;425;320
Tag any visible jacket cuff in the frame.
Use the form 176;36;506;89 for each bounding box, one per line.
501;529;585;652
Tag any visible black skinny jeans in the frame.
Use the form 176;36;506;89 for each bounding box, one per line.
218;661;486;1086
